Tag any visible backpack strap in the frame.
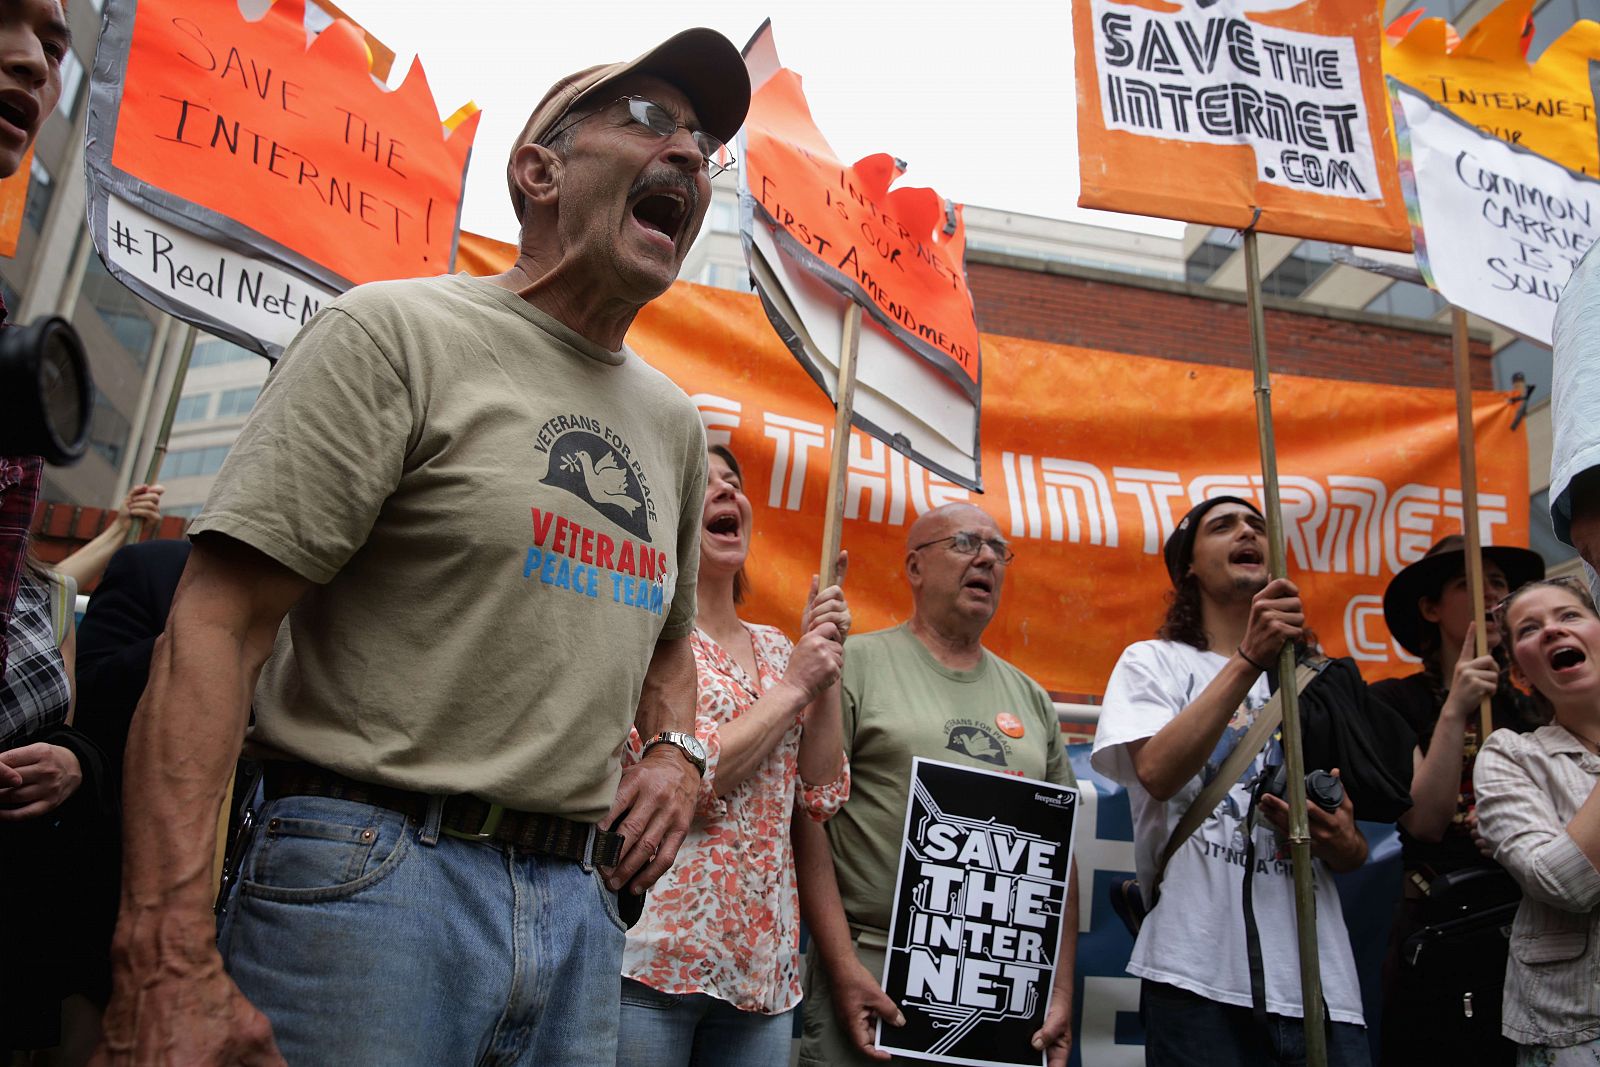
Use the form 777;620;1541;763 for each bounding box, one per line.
1150;660;1320;896
44;569;76;648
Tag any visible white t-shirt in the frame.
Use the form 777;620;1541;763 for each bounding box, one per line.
1091;639;1364;1025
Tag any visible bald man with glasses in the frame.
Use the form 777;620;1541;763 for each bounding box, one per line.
793;503;1081;1067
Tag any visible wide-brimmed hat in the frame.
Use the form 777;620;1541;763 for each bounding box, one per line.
1162;496;1263;587
1382;534;1545;656
506;28;751;220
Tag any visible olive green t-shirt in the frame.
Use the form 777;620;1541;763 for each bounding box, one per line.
828;624;1076;934
190;273;706;820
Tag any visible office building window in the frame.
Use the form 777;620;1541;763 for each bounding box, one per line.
81;255;157;366
88;388;131;469
189;339;257;368
174;394;211;423
23;156;51;232
1364;280;1446;320
1262;241;1334;298
216;385;260;417
58;48;84;119
1185;228;1238;284
163;503;206;520
710;200;738;234
1493;338;1553;393
161;445;231;480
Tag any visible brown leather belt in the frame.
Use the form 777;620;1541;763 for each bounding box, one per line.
261;762;623;867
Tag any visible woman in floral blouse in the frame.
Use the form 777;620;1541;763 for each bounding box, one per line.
618;445;851;1067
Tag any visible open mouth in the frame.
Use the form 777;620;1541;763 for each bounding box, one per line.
1549;645;1588;673
0;92;37;140
631;190;689;246
1230;545;1264;566
704;511;741;541
963;575;994;596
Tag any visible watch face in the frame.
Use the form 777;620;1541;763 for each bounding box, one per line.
684;735;708;761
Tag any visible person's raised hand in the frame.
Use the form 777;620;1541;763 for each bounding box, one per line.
1443;623;1498;722
111;483;165;534
0;742;83;820
780;625;844;703
802;551;851;644
828;956;904;1062
1239;578;1303;671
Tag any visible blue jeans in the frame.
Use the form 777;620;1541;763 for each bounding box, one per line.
1142;981;1371;1067
217;794;626;1066
616;977;793;1067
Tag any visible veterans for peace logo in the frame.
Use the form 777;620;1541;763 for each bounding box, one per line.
539;427;653;542
943;719;1010;766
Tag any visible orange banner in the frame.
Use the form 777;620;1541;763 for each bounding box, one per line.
744;67;980;391
1075;0;1411;250
619;282;1527;696
107;0;477;286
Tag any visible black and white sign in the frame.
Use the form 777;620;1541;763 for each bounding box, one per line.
878;758;1079;1067
1392;78;1600;345
1089;0;1382;200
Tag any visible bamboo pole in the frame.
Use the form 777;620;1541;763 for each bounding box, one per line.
1449;308;1494;743
817;302;863;588
1243;229;1326;1066
125;324;199;544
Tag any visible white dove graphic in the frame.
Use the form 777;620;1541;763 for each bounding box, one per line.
565;449;641;515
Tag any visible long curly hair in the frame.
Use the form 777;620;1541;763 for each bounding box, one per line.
1158;575;1209;649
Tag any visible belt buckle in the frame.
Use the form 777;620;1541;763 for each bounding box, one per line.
443;802;505;842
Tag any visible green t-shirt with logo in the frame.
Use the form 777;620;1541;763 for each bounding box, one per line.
190;273;706;821
829;624;1075;934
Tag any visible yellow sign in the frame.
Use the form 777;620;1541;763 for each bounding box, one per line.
1385;0;1600;175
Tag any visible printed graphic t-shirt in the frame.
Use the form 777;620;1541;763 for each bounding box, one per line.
1092;640;1364;1025
829;624;1076;935
190;274;706;820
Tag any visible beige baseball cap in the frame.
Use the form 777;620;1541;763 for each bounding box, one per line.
506;28;751;221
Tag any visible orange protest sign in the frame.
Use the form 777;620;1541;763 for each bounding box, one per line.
86;0;478;356
1075;0;1411;250
1385;0;1600;177
615;281;1527;695
744;68;979;392
109;0;475;285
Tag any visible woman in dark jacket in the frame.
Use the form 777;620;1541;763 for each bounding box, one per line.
1371;534;1545;1066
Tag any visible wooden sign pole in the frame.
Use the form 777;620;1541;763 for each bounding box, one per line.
1449;307;1495;743
126;323;200;544
1243;229;1326;1067
817;303;863;589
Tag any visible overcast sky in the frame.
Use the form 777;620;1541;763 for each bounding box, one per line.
337;0;1184;244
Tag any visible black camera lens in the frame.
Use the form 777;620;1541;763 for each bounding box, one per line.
0;316;92;466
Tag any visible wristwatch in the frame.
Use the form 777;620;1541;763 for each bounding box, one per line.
643;730;708;776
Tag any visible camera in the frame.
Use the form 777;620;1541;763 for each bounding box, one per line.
0;316;93;466
1262;764;1345;813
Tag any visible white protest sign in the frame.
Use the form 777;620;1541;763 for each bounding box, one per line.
105;195;336;355
1088;0;1383;201
1392;78;1600;344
